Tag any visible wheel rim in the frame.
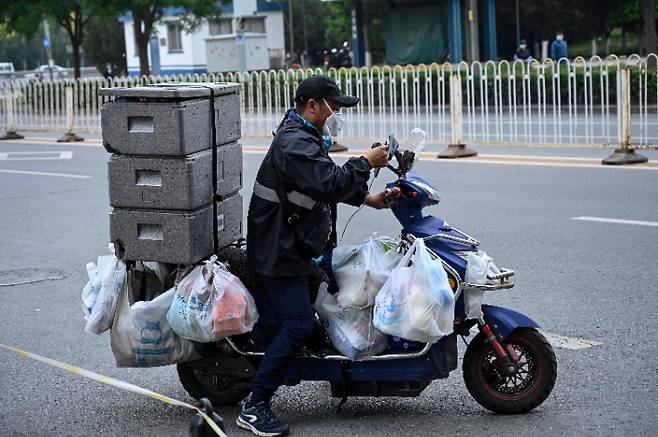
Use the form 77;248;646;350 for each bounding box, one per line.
478;336;543;401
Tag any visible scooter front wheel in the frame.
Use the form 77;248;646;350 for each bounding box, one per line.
462;327;557;414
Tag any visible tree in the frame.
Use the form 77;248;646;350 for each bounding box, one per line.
81;16;127;76
108;1;226;76
0;0;104;78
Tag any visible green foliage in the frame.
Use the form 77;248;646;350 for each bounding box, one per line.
81;16;127;75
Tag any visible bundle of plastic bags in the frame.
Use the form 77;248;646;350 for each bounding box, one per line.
110;274;200;367
166;258;258;343
463;250;502;319
314;286;388;361
81;245;127;335
373;238;455;343
332;233;402;308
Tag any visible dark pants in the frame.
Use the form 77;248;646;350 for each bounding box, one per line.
249;274;316;404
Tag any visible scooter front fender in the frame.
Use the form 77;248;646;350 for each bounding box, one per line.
481;304;540;339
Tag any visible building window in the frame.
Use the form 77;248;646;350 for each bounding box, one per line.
238;16;266;34
209;18;232;35
167;22;183;53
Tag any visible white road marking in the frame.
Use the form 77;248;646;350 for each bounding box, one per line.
573;216;658;227
0;169;90;179
0;151;73;160
540;331;603;350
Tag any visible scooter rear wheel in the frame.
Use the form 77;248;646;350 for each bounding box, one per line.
177;359;253;406
462;327;557;414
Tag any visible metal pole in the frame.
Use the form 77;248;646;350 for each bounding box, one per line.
57;85;84;142
288;0;295;64
43;18;54;81
468;0;480;62
515;0;520;47
438;75;477;158
302;0;308;67
0;87;24;140
602;68;648;165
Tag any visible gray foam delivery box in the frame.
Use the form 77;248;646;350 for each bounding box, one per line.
99;83;241;156
110;194;243;264
108;142;243;210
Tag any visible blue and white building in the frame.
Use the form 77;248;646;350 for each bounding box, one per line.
120;1;287;76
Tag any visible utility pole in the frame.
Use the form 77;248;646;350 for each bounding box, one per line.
288;0;295;65
515;0;520;47
302;0;308;67
42;18;54;81
468;0;480;62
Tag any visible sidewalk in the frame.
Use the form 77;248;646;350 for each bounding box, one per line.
3;130;658;163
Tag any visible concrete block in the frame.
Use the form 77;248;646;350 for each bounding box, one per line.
216;194;243;248
108;142;242;210
110;205;213;265
101;93;240;156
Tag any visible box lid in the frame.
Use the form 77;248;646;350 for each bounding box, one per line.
98;82;240;99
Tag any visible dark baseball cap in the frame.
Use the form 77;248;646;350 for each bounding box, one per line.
294;75;360;108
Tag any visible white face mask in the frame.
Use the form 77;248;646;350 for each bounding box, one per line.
519;44;527;49
323;99;345;137
557;35;564;41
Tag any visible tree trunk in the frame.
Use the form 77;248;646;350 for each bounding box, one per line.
59;4;84;79
131;8;155;77
643;0;657;55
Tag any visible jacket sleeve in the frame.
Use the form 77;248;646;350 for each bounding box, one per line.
274;139;372;205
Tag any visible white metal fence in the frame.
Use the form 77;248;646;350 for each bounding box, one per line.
1;54;657;148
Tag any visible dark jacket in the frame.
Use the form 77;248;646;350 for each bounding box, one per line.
247;112;371;277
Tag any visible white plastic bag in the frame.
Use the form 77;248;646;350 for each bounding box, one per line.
314;285;388;361
465;250;501;285
373;238;455;343
83;252;126;335
333;233;402;308
463;250;501;319
110;276;199;367
167;260;259;342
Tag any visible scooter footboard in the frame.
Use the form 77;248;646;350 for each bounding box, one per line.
481;304;540;339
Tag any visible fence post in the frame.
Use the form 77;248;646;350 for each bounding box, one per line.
602;68;647;165
58;84;84;142
438;74;477;158
0;86;24;140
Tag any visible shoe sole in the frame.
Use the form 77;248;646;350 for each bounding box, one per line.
236;416;289;437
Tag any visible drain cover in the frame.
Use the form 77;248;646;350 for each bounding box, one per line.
0;268;65;287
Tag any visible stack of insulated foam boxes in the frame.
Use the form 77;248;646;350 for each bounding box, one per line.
98;83;243;265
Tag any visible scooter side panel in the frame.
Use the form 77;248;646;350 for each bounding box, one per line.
482;304;540;338
284;334;457;382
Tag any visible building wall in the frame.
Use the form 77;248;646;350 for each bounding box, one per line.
124;10;285;76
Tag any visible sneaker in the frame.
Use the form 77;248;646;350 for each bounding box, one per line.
237;399;289;437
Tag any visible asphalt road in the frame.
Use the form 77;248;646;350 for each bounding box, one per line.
0;135;657;436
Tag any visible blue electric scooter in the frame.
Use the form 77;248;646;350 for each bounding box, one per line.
177;136;557;415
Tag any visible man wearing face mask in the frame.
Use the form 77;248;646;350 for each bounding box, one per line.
240;75;388;436
551;32;568;62
513;39;533;62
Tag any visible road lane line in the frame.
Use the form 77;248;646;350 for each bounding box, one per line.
572;216;658;227
0;169;91;179
540;331;603;350
0;151;73;160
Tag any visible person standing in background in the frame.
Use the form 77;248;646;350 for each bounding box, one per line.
550;32;568;61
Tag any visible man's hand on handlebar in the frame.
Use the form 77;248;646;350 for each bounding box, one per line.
361;145;388;168
365;190;388;209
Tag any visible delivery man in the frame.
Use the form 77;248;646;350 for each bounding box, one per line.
240;75;389;436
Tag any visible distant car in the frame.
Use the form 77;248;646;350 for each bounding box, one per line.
0;62;16;80
25;64;68;81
